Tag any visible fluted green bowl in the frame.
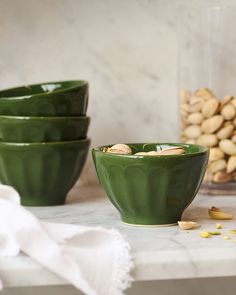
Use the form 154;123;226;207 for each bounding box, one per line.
0;115;90;142
0;138;90;206
0;80;88;116
92;143;209;226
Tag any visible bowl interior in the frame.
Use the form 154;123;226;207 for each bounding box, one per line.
95;143;208;156
0;80;87;98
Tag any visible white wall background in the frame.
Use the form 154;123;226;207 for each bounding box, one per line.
0;0;235;184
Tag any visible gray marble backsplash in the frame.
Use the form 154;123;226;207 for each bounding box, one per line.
0;0;235;184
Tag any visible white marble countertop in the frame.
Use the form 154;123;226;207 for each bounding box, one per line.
1;185;236;288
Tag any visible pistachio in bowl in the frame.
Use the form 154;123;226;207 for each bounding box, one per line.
92;143;209;226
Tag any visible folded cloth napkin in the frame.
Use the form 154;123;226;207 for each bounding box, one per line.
0;184;133;295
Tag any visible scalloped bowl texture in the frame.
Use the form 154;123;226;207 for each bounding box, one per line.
92;143;209;226
0;138;90;206
0;80;88;116
0;115;90;142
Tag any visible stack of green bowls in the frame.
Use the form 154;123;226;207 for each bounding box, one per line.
0;80;90;206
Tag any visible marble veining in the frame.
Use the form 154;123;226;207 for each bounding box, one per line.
1;185;236;287
1;0;236;186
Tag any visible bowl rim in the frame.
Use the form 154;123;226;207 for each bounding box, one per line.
0;80;88;99
93;142;209;158
0;115;90;121
0;138;90;147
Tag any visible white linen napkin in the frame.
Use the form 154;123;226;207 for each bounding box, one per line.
0;184;133;295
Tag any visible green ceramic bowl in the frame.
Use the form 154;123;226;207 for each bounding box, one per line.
92;143;209;226
0;138;90;206
0;80;88;116
0;115;90;142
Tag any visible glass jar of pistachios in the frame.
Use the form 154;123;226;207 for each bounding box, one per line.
178;5;236;194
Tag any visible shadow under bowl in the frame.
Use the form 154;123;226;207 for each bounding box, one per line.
0;80;88;116
92;143;209;226
0;138;90;206
0;115;90;142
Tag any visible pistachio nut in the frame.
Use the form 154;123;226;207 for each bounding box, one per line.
181;103;189;113
220;95;234;109
178;221;199;230
223;121;233;127
181;109;188;119
187;112;204;124
219;139;236;155
231;97;236;109
231;134;236;143
184;125;202;139
221;103;236;120
227;156;236;173
209;159;226;173
216;223;222;229
158;146;185;155
180;89;191;103
200;231;211;238
208;207;233;220
197;134;217;147
209;147;224;162
217;124;234;139
146;151;160;156
188;97;204;113
203;168;213;182
194;88;214;99
181;121;187;130
213;171;232;183
181;136;188;142
202;98;219;118
233;118;236;127
105;144;132;155
201;115;224;134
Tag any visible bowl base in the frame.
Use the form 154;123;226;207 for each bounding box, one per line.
21;198;66;207
122;221;177;227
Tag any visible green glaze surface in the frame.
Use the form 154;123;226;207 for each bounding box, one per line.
0;115;90;142
0;138;90;206
92;143;209;226
0;80;88;116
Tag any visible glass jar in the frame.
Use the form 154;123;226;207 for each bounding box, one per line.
178;5;236;195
